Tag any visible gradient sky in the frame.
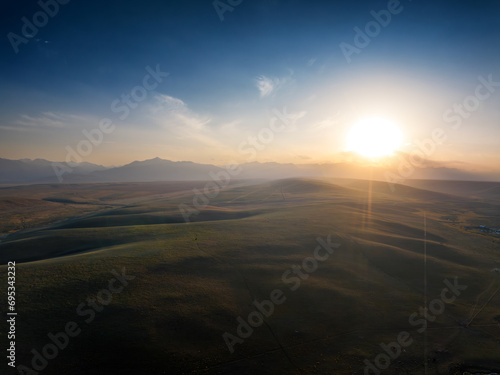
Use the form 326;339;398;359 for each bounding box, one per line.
1;0;499;173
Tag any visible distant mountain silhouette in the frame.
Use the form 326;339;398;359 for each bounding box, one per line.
0;158;106;183
86;158;223;182
0;157;497;184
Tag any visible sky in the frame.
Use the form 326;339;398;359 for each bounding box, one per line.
0;0;499;175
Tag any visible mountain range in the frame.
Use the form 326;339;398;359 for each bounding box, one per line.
0;157;497;184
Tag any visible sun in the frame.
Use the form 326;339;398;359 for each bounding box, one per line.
345;117;403;158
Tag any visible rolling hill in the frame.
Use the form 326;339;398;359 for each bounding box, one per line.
1;178;499;374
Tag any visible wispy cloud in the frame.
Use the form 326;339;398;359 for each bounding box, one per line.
149;94;186;114
282;110;307;132
0;125;29;132
174;112;211;132
14;112;86;129
256;75;278;98
310;115;343;131
148;94;210;130
255;72;295;98
307;57;317;67
1;112;93;132
288;110;307;122
147;94;220;147
297;154;312;160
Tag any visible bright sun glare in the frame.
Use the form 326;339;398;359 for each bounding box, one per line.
345;117;403;158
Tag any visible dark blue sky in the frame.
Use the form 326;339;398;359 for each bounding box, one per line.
1;0;499;169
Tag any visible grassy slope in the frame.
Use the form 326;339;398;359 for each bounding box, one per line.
0;181;260;236
1;178;499;374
